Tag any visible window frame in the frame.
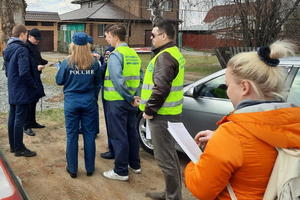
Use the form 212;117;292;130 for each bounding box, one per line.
146;0;173;11
98;24;106;38
194;74;228;100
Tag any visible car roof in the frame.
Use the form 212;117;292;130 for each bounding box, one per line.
279;56;300;66
184;56;300;92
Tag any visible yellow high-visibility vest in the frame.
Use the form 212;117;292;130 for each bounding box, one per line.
139;46;185;115
104;46;141;101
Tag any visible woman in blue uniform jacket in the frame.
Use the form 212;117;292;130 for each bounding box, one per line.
56;32;101;178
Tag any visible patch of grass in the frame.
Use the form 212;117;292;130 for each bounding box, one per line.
0;113;7;129
0;109;65;130
41;66;58;86
36;108;65;125
184;55;221;76
138;53;221;78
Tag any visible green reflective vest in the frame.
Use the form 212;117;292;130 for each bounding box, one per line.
139;46;185;115
104;46;141;101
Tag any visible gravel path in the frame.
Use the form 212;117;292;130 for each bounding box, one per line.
0;56;63;113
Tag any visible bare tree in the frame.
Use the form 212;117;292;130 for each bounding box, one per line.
149;0;168;24
207;0;300;46
0;0;26;44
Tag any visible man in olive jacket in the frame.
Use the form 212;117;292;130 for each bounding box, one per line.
140;20;185;200
3;24;37;157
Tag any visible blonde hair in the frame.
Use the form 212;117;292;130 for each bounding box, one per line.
227;40;296;100
68;42;93;70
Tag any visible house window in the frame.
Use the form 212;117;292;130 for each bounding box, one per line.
25;21;38;26
41;22;54;26
163;0;172;11
146;0;172;11
98;24;106;37
88;2;93;8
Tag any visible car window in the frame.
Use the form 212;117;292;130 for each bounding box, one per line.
194;75;228;99
287;69;300;105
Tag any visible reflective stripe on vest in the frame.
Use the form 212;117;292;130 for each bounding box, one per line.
139;46;185;115
104;46;141;101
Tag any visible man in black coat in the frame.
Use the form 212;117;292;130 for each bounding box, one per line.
23;28;48;136
3;24;37;157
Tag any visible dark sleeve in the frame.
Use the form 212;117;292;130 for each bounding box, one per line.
93;60;102;99
30;45;48;66
144;52;179;116
99;62;107;84
36;48;48;65
99;55;105;65
3;52;8;77
40;58;48;65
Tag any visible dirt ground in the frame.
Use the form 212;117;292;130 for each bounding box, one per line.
0;106;196;200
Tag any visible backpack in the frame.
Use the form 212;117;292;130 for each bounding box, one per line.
228;148;300;200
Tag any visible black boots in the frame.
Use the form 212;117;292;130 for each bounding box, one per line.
15;148;37;157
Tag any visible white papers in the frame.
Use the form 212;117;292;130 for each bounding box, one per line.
146;119;151;139
168;122;202;163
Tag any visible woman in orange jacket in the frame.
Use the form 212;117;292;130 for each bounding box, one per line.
184;40;300;200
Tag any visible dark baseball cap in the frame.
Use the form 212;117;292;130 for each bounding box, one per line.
29;28;41;40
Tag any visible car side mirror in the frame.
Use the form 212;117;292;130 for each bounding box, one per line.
184;84;203;98
184;87;194;97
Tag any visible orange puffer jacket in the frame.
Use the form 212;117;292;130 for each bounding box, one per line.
184;104;300;200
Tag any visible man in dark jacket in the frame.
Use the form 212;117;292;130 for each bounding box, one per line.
23;28;48;136
3;24;37;157
99;45;115;159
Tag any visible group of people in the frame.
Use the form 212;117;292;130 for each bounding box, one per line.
4;20;300;200
55;20;186;199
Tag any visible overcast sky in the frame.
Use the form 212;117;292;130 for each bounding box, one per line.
26;0;80;14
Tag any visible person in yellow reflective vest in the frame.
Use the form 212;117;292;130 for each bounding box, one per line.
140;20;185;200
102;25;142;181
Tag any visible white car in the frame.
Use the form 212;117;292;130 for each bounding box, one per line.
137;57;300;153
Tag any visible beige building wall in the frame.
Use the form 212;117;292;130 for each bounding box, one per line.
89;22;152;47
111;0;142;17
128;22;152;46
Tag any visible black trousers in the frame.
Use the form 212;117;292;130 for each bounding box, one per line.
8;104;30;151
24;101;38;129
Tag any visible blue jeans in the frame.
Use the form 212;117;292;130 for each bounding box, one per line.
64;98;99;174
106;100;140;176
8;104;30;151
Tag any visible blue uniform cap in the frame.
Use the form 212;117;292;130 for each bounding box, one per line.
72;32;88;46
87;36;93;44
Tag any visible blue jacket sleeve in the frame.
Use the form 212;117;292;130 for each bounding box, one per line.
55;60;67;85
108;52;134;103
17;48;37;88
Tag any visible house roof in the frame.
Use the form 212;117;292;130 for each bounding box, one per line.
71;0;98;4
25;11;60;22
204;3;255;23
60;2;140;21
203;4;238;23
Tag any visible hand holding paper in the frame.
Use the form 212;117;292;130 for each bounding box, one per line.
167;122;203;163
